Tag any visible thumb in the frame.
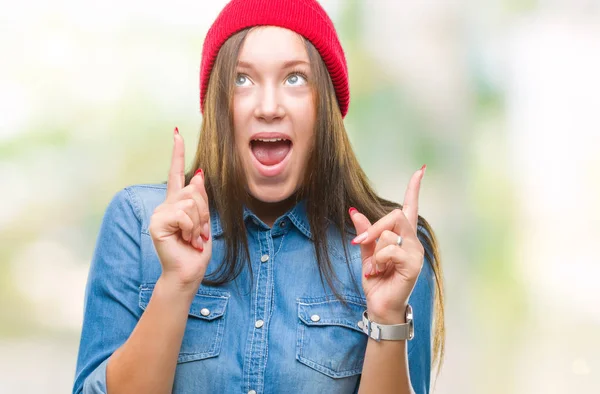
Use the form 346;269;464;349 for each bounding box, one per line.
190;168;209;204
349;207;370;235
349;208;375;263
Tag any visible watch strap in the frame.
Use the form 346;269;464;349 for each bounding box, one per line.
358;305;414;341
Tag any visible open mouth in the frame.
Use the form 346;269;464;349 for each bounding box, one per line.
249;136;293;178
250;137;292;167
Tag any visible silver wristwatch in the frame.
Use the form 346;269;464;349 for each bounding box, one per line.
358;305;414;342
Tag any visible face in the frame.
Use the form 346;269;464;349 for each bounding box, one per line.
233;26;316;205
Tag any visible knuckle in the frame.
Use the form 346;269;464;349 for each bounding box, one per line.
384;244;397;255
184;184;195;194
199;211;210;223
381;229;394;239
392;208;403;220
148;216;161;237
186;183;200;195
148;222;156;237
412;247;425;262
153;204;164;215
390;208;404;222
414;239;425;255
177;186;192;199
175;209;186;220
372;252;381;264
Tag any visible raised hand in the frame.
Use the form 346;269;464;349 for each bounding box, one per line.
349;165;426;323
149;127;212;294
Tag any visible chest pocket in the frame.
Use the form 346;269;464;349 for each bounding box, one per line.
296;295;368;378
139;284;229;364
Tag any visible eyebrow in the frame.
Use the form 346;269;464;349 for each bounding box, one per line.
237;59;310;70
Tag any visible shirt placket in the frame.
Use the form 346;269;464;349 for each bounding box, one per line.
243;227;274;394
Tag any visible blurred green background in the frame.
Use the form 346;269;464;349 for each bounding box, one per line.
1;0;599;393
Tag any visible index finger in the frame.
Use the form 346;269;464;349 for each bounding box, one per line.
167;127;185;199
402;164;426;230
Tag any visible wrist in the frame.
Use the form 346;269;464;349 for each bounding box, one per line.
157;274;200;303
367;311;406;325
366;302;408;325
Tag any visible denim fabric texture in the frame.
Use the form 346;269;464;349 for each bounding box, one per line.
73;184;434;394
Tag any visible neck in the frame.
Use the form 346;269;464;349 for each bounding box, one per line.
247;193;298;227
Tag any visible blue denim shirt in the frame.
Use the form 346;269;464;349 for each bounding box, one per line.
73;184;434;394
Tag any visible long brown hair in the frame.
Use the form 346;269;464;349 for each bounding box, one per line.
185;28;445;373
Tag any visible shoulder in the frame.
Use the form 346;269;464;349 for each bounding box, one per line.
324;223;362;264
106;183;167;231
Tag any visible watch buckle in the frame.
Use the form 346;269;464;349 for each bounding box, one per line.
364;313;381;342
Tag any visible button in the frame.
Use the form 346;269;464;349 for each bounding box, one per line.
310;314;320;322
357;321;364;329
200;308;210;317
248;391;257;394
279;221;287;227
260;254;269;262
255;320;264;328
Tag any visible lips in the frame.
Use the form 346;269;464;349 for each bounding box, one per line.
249;133;293;177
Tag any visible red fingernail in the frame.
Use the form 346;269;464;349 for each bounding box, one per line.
194;168;203;178
348;207;357;216
421;164;427;173
364;272;370;278
174;127;179;135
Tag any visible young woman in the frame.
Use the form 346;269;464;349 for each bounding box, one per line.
73;1;445;393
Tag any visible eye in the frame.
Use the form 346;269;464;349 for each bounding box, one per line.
285;72;307;86
235;74;252;87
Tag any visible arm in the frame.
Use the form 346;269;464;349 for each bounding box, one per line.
72;188;197;394
357;254;434;394
75;131;212;394
349;167;434;394
106;275;195;394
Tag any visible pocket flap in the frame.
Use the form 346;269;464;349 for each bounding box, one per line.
187;292;229;320
139;285;229;321
297;295;366;333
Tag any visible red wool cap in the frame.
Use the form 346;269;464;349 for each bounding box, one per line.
199;0;350;118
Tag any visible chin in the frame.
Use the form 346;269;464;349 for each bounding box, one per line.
247;181;298;204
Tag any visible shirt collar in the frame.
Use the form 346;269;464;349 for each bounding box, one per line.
210;199;312;240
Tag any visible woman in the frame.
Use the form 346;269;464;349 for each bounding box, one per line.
73;0;445;393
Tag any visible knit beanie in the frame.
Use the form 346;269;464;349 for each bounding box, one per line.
199;0;350;118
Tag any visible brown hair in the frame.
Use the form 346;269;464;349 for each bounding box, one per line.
185;28;445;374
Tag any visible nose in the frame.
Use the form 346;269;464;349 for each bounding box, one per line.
254;84;285;122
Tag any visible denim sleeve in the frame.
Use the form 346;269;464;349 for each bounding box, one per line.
73;188;143;394
407;245;434;394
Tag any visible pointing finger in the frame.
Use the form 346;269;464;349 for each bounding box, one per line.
402;165;425;231
167;127;185;201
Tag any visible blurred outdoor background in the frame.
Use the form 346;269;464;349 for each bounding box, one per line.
1;0;599;393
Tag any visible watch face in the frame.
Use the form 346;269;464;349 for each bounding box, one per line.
406;304;415;340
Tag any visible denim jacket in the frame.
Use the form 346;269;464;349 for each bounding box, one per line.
73;184;434;394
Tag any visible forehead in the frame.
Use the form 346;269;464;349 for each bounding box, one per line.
238;26;309;64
